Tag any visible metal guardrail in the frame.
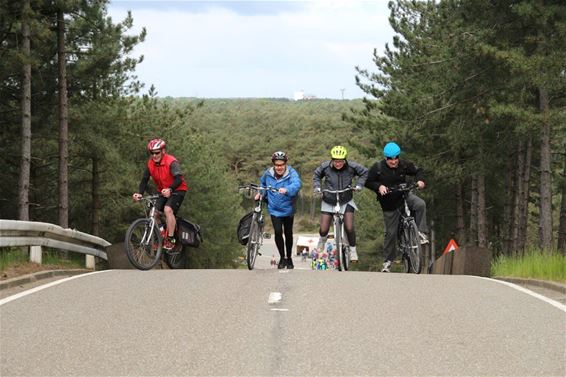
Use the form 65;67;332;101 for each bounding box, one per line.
0;220;110;268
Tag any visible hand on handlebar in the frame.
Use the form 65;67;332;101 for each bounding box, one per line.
378;185;388;196
313;187;321;194
132;193;142;201
353;185;363;192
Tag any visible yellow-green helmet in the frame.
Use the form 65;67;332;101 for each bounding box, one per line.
330;145;348;159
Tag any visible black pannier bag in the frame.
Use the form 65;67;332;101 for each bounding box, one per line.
177;218;203;247
237;212;254;245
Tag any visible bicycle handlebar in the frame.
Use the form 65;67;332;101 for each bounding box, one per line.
321;187;354;194
239;183;279;193
387;182;419;193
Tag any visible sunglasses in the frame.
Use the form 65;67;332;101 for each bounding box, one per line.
386;156;399;160
150;151;161;155
274;163;286;167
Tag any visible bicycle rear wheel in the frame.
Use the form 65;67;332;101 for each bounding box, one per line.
125;218;162;270
246;218;260;270
407;221;423;273
164;242;187;269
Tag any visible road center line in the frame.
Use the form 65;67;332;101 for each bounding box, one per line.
268;292;282;304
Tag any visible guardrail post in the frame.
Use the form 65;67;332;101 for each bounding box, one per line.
30;245;42;264
85;255;95;269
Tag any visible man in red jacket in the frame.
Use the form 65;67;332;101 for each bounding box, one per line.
132;138;188;250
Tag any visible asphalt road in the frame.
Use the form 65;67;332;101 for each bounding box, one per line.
1;257;565;376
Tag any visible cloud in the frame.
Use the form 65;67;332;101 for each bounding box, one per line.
108;0;392;98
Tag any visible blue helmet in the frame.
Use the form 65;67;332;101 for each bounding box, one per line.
383;142;401;158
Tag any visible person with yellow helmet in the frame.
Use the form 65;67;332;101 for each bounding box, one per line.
312;146;368;262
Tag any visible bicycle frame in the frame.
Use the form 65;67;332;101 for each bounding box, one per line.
239;183;276;270
389;183;422;274
141;195;160;246
321;187;353;271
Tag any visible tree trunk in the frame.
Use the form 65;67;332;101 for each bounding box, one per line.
18;0;32;221
557;147;566;253
477;174;488;248
90;157;100;236
517;136;532;252
57;9;69;229
503;148;516;254
469;176;478;247
512;141;525;252
538;86;552;250
455;180;466;246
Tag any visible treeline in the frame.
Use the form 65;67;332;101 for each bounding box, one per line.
0;1;241;267
2;1;565;271
349;0;566;255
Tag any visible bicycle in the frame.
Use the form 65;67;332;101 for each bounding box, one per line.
388;183;423;274
320;187;354;271
238;183;277;270
124;194;190;270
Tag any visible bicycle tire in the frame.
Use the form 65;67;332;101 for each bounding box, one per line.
125;218;162;270
335;220;344;271
246;217;260;270
407;221;423;273
342;244;350;271
164;243;187;269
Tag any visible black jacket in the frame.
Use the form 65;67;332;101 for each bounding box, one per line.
365;159;425;211
313;160;368;205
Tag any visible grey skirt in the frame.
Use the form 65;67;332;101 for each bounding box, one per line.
321;199;358;214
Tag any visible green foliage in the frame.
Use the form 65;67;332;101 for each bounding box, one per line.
350;0;566;253
491;249;566;282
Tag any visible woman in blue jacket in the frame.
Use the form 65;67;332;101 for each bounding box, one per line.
256;151;302;269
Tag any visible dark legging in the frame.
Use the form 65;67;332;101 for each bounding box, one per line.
271;215;294;259
319;205;356;246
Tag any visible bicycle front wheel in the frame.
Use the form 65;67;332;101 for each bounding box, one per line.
125;218;162;270
407;221;423;274
246;218;261;270
335;221;345;271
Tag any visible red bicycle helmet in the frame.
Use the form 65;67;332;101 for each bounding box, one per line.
147;138;166;151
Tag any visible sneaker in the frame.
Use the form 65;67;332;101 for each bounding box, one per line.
286;258;294;269
381;260;392;273
278;259;286;269
163;237;176;250
349;247;358;262
419;232;429;245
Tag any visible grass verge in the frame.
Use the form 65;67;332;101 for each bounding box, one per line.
491;249;566;283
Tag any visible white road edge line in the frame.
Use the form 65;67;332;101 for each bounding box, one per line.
0;270;113;306
270;308;289;312
471;276;566;312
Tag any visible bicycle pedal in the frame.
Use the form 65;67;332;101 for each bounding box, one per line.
263;232;271;239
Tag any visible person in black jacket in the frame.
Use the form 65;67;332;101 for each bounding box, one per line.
365;142;428;272
313;146;368;262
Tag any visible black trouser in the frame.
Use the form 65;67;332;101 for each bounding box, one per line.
319;205;356;247
271;215;294;259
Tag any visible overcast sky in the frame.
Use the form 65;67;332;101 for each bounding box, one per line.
108;0;394;99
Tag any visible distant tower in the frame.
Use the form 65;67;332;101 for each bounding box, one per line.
340;88;345;100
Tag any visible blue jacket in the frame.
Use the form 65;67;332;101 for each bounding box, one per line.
259;165;302;217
